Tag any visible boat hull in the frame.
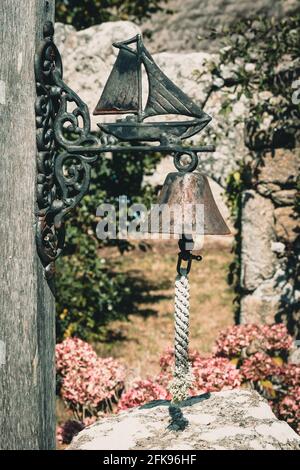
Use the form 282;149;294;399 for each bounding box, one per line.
97;118;211;143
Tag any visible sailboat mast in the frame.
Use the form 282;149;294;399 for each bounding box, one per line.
137;34;143;122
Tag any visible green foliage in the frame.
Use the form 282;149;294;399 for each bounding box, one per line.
213;14;300;145
225;165;252;321
54;0;167;341
56;150;161;341
210;14;300;320
56;0;167;30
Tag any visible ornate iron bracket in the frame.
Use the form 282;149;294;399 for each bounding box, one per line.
35;22;214;279
35;21;100;279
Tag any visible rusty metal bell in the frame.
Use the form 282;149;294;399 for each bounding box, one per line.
144;171;231;236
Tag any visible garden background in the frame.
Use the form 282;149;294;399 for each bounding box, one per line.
53;0;300;446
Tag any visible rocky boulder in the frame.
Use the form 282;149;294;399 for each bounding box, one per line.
68;389;300;450
142;0;300;53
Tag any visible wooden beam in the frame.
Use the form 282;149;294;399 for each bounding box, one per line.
0;0;56;450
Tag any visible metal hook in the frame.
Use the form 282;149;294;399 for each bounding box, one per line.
177;235;202;275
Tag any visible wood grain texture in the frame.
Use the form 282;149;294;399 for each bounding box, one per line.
0;0;56;450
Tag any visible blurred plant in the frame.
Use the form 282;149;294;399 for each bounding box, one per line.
214;324;299;433
56;420;85;445
56;150;161;341
118;349;241;412
240;352;282;385
117;379;170;411
195;14;300;323
207;14;300;148
278;388;300;434
157;348;241;394
118;324;299;434
56;0;169;30
56;324;300;444
214;323;293;360
224;164;252;322
56;337;125;423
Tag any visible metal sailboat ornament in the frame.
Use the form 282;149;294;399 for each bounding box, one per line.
93;35;211;145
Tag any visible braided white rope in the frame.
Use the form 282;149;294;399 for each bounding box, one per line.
169;269;193;403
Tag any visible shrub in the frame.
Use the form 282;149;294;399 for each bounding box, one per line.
117;379;170;411
56;338;125;422
214;323;293;359
57;420;85;445
159;347;241;393
213;324;299;433
116;324;300;434
56;0;168;30
56;324;300;442
191;356;241;394
56;151;161;342
278;388;300;434
119;350;241;411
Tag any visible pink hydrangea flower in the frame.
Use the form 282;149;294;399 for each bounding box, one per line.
119;350;241;411
117;379;170;411
278;387;300;434
56;326;299;436
239;352;282;382
56;338;125;419
214;323;293;358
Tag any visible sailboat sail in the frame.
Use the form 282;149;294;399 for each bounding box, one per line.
141;46;209;120
94;48;139;115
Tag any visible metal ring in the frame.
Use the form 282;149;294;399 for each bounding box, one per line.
177;253;192;276
173;151;198;173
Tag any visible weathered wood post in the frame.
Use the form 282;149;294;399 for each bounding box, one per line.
0;0;56;450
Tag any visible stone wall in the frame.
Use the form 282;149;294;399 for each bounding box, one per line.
240;149;300;338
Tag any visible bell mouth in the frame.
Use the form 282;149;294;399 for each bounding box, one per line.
141;171;231;237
